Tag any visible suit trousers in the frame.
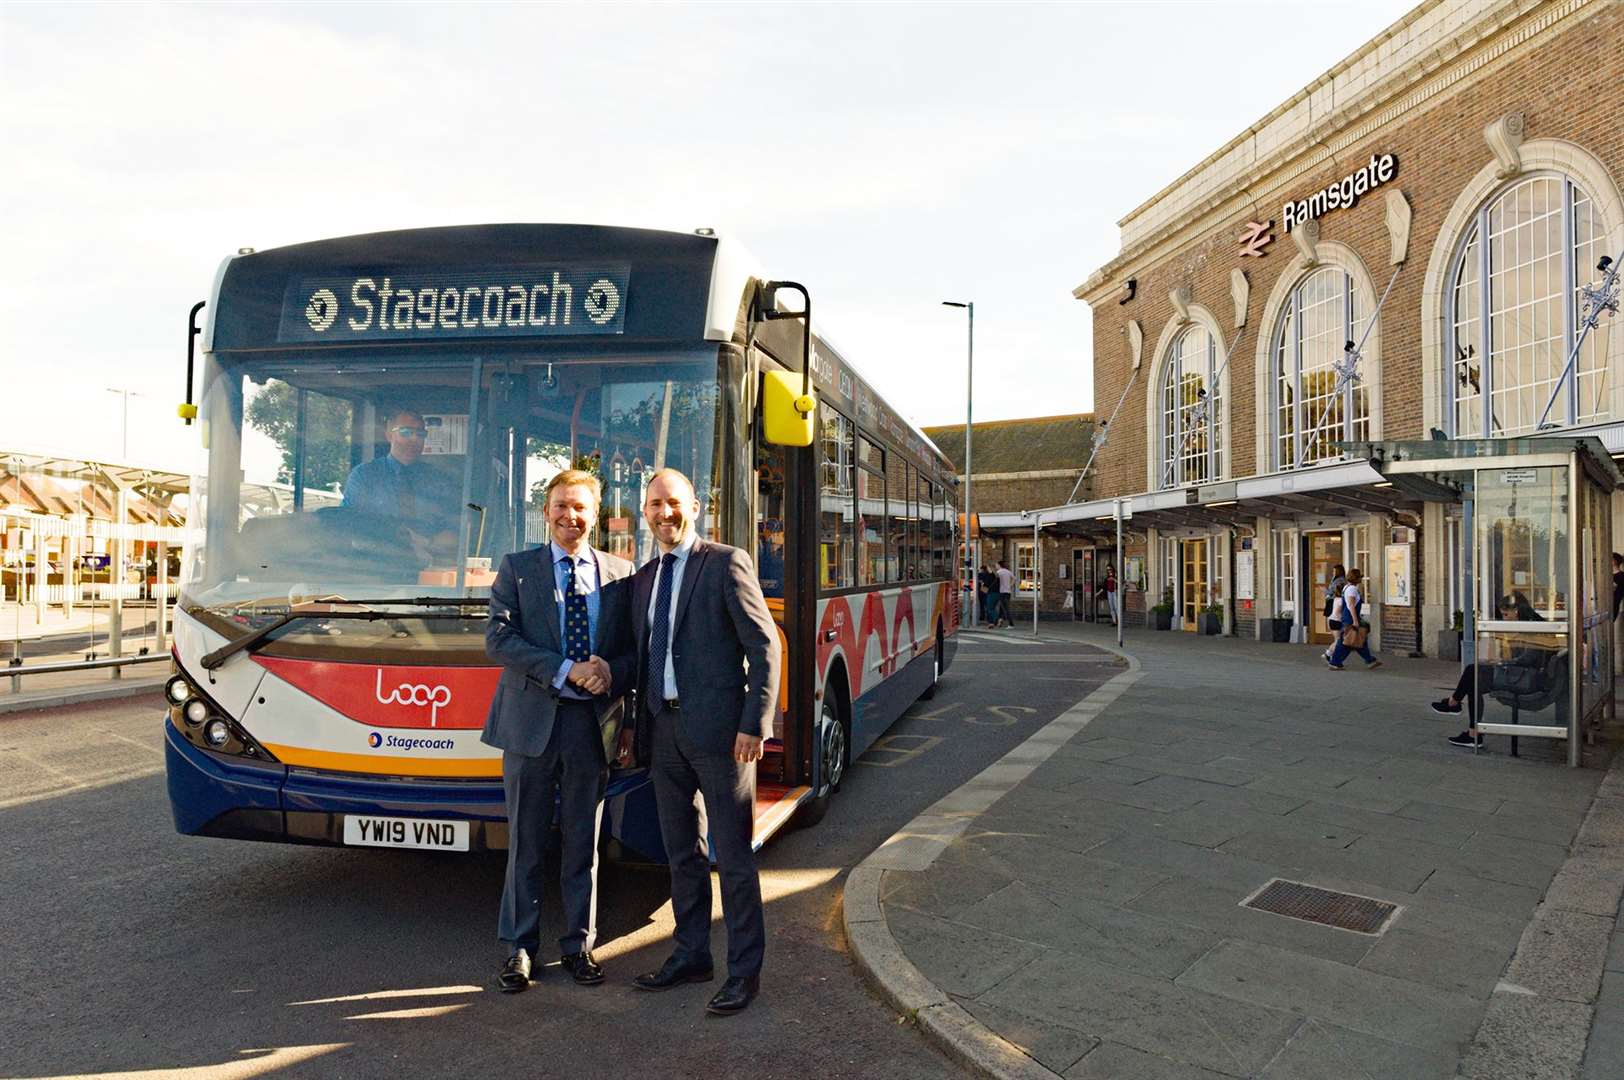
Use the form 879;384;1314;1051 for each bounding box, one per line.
498;698;606;956
649;702;765;979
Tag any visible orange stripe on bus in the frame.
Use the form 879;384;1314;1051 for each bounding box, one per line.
263;744;503;779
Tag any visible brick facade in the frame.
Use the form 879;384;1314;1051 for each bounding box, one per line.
1068;0;1624;656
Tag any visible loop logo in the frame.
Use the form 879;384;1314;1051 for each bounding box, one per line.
375;669;453;726
367;731;383;748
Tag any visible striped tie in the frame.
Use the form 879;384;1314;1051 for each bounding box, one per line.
646;553;677;697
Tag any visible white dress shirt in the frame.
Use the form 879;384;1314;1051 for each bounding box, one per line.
647;532;698;700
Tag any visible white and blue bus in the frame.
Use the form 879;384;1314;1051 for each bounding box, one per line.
165;224;960;858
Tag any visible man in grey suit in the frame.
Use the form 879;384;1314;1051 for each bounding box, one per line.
482;468;636;993
628;468;781;1015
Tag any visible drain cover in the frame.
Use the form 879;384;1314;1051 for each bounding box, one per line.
1241;879;1399;935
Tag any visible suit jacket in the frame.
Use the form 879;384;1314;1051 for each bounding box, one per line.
630;537;781;759
481;544;636;759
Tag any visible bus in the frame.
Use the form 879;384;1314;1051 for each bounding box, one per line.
164;223;960;859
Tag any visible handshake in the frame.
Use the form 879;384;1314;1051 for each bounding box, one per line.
565;655;613;697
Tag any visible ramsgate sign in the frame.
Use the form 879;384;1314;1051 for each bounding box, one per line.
1282;153;1397;233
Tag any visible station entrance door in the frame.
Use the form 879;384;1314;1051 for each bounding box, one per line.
1073;549;1092;620
1181;538;1208;631
1307;531;1344;645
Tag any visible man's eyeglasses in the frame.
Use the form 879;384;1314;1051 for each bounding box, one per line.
392;426;429;439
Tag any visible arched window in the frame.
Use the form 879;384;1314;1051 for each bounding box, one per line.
1449;174;1608;436
1159;325;1222;488
1273;266;1369;469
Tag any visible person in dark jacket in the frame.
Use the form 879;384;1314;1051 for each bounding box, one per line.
1431;593;1552;748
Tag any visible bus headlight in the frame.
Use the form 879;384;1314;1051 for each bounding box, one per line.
204;720;230;748
166;677;193;705
184;699;209;726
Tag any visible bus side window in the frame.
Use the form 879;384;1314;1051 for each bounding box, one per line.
755;439;786;599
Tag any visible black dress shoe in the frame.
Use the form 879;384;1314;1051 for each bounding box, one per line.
560;950;604;985
706;975;759;1015
497;949;533;994
633;954;715;991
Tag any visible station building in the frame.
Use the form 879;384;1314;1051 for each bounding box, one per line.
922;414;1099;620
985;0;1624;656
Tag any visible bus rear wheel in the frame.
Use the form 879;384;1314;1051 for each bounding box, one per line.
918;631;944;700
797;699;846;828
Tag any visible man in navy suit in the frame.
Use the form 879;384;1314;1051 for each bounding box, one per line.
628;468;781;1015
482;469;635;993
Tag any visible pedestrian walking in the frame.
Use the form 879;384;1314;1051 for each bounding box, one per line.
977;564;997;625
993;560;1015;628
1099;567;1119;626
1326;568;1381;670
1320;563;1347;662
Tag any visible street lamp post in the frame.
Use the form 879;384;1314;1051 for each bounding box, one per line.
943;301;974;626
105;387;146;462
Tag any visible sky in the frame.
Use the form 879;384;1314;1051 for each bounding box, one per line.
0;0;1417;473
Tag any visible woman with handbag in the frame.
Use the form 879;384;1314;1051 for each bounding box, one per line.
1432;594;1551;748
1326;568;1382;670
1321;564;1347;662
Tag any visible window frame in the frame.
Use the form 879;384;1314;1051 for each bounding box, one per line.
1445;172;1606;437
1158;326;1222;489
1272;267;1369;470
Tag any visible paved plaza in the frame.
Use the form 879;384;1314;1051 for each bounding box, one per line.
847;622;1624;1079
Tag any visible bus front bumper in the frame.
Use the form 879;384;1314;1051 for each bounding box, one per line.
165;717;509;849
164;718;661;856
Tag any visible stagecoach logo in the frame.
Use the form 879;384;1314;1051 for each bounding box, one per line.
305;288;340;331
278;264;631;343
375;669;453;727
367;731;384;748
584;279;621;324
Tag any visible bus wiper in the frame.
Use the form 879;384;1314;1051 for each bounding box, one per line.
199;600;489;671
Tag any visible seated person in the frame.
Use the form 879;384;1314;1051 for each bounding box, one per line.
1431;592;1554;749
344;408;461;559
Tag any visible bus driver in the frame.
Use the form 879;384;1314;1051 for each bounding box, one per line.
343;407;461;556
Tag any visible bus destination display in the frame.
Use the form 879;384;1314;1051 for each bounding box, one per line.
277;265;630;343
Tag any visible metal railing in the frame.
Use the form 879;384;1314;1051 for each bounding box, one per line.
6;652;170;694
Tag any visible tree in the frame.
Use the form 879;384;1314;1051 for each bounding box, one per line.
245;381;354;490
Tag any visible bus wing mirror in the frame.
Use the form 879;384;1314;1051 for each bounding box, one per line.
761;370;814;447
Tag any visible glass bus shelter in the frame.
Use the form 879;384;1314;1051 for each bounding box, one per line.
1361;437;1618;767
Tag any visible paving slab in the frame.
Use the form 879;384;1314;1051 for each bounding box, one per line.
1175;938;1482;1053
953;880;1216;979
1062;1041;1236;1079
885;905;1046;998
1356;925;1514;999
1458;993;1592;1080
1501;908;1613;1003
980;950;1300;1077
955;996;1098;1075
1415;866;1544;919
1256;1017;1457;1080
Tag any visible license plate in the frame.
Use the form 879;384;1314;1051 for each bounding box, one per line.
343;815;469;852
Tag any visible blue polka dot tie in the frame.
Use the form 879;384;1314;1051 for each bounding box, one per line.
561;556;591;663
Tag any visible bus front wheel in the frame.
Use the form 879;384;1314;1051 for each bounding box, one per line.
797;699;846;828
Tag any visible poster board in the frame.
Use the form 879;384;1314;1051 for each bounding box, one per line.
1235;550;1255;601
1384;544;1412;607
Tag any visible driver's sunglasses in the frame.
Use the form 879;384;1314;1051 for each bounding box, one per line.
393;426;429;438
